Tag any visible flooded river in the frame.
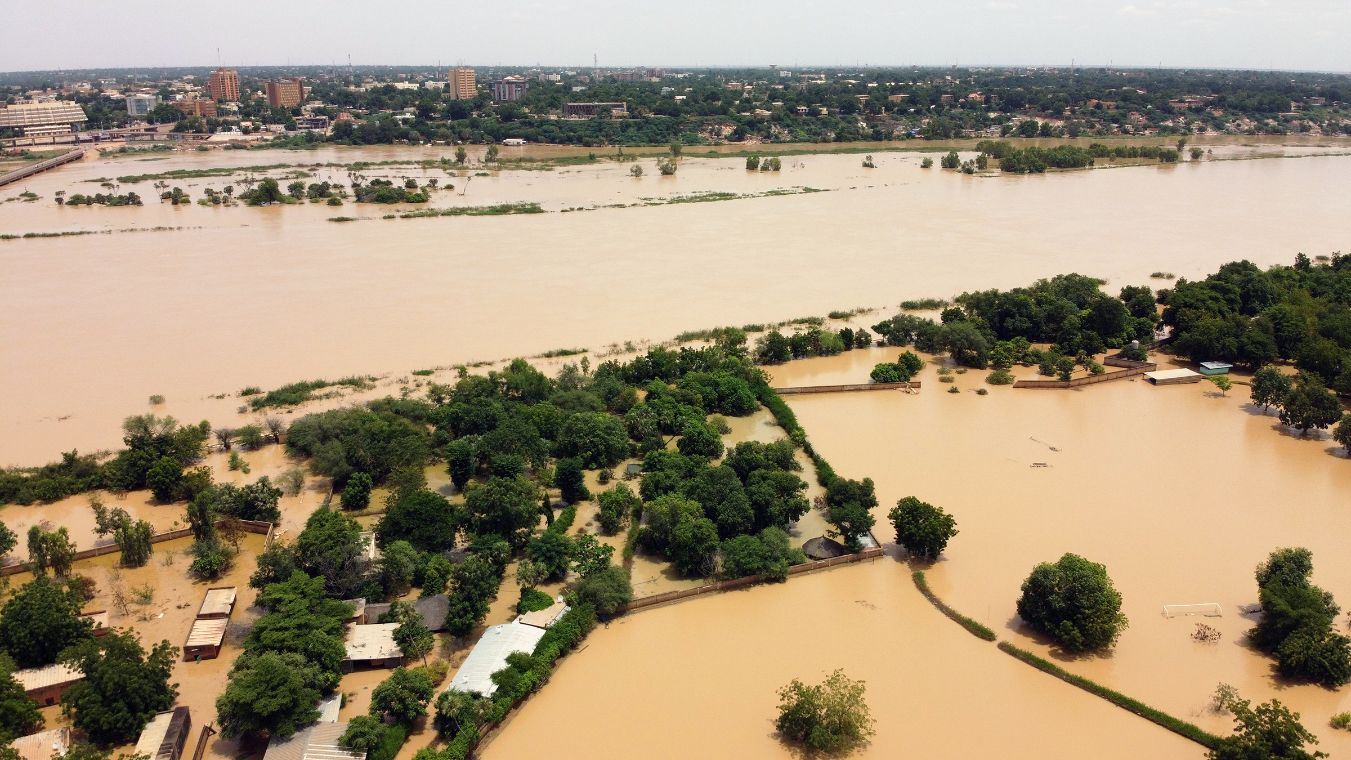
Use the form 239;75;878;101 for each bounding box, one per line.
3;142;1351;464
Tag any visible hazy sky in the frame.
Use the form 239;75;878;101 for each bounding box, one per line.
3;0;1347;73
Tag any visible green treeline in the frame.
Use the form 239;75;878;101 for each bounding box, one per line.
975;140;1180;173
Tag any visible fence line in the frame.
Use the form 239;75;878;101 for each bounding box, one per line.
621;547;884;613
1013;362;1157;390
773;381;922;395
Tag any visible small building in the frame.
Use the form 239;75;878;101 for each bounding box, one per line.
343;623;402;670
11;727;71;760
516;599;569;630
501;138;527;146
1145;368;1203;385
263;722;362;760
802;536;848;561
134;707;192;760
343;598;368;625
490;76;529;103
183;617;229;661
364;595;449;632
197;587;238;618
81;609;110;637
126;94;160;117
14;663;83;706
446;622;545;696
623;463;643;479
1198;362;1233;376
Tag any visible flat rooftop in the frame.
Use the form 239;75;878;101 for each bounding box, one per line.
185;617;229;649
344;623;401;662
13;662;83;693
198;587;238;617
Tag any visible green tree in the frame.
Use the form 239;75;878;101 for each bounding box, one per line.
775;669;875;754
379;489;460;553
1250;548;1350;687
0;658;42;743
420;554;452;597
296;507;371;599
570;534;614;579
1250;366;1292;412
668;514;719;577
443;555;502;637
446;438;477;491
465;476;540;549
596;483;639;535
145;456;184;502
888;496;958;560
91;502;153;567
216;651;323;739
1016;553;1128;652
1334;415;1351;456
720;527;802;582
370;667;435;725
393;616;433;665
1278;373;1343;435
1209;375;1234;397
555;457;590;504
573;565;632;618
377;541;420;598
1209;695;1326;760
526;529;574;582
555;413;629;468
0;576;91;667
26;526;76;577
0;523;15;560
341;472;373;510
433;690;493;736
676;420;724;459
825;478;877;552
60;631;177;745
338;715;386;754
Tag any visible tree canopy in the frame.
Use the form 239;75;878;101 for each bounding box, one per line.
1016;553;1128;652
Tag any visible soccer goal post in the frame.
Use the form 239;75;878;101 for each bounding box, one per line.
1162;603;1222;618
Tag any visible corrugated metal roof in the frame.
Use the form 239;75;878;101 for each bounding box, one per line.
343;623;401;662
13;662;82;692
316;694;342;723
134;710;175;758
198;587;238;617
185;617;229;648
263;722;363;760
11;727;70;760
446;622;545;696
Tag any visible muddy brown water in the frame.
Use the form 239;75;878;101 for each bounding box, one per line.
3;144;1351;465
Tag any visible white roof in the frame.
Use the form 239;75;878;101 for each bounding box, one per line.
13;662;83;693
186;617;229;649
316;694;343;723
447;622;546;696
1199;361;1234;370
1145;368;1202;382
263;722;362;760
134;710;175;757
516;600;570;630
344;623;401;662
198;587;238;617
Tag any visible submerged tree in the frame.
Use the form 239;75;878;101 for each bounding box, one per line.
775;669;875;754
888;496;959;560
1016;553;1128;652
1208;692;1326;760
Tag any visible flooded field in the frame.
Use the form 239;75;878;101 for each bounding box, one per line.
482;558;1202;759
4;142;1351;464
773;349;1351;753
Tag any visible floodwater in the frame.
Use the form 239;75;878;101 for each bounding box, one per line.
773;348;1351;753
4;142;1351;465
482;559;1202;759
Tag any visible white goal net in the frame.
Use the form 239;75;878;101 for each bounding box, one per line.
1162;603;1222;618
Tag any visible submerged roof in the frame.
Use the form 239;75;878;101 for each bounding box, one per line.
447;622;546;696
263;721;362;760
344;623;401;662
134;707;190;760
198;587;238;617
11;727;70;760
185;617;229;649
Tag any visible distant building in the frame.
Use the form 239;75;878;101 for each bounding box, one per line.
562;102;627;118
206;68;240;102
0;101;88;137
448;67;477;100
126;94;160;117
491;76;529;103
265;78;306;109
173;99;217;118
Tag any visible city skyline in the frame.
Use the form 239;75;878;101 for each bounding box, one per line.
2;0;1348;74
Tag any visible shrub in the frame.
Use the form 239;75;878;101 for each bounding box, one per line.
572;566;633;618
516;587;555;615
775;669;875;754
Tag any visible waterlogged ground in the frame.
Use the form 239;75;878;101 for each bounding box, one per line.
4;141;1351;464
773;348;1351;755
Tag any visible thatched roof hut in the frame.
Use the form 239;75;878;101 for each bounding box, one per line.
802;536;848;561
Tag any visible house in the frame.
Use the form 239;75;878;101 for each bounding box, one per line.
263;722;362;760
1198;362;1233;376
14;663;83;706
364;595;449;632
11;727;70;760
343;623;402;670
183;617;229;661
134;707;192;760
1145;368;1203;385
197;587;237;618
446;622;546;696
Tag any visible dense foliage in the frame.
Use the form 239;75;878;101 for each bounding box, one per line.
888;496;958;560
775;669;875;754
1249;548;1351;687
1016;553;1128;652
59;631;178;745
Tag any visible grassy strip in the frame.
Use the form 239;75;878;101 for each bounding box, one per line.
911;571;997;641
996;641;1220;749
395;202;544;219
99;163;298;184
248;376;375;410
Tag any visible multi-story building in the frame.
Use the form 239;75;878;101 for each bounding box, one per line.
490;76;528;103
173;99;218;118
126;94;160;117
206;68;240;102
265;78;306;108
0;101;88;136
449;67;476;100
